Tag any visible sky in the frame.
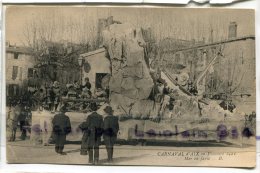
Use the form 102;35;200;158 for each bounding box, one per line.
5;6;255;46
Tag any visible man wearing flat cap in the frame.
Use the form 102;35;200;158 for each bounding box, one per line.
52;105;71;155
103;106;119;163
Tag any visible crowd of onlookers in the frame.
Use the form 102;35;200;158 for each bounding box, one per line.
6;77;110;143
7;100;32;142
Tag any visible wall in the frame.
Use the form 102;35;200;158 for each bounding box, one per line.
82;50;111;93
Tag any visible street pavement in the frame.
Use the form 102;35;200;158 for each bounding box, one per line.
6;139;154;165
6;137;256;167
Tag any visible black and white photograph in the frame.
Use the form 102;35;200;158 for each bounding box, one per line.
5;6;256;167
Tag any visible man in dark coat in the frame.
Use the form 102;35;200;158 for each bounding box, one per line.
52;106;71;155
85;103;103;164
19;105;31;140
103;106;119;163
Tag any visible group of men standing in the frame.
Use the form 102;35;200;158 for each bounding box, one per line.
52;103;119;164
7;101;31;142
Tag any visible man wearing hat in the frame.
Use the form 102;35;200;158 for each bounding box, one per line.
85;103;103;164
52;105;71;155
103;106;119;163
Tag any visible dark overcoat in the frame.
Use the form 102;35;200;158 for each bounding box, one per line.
85;112;103;146
103;115;119;145
52;113;71;135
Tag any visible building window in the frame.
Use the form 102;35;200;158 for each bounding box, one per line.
14;53;19;59
28;68;34;78
8;84;20;97
12;84;20;96
12;66;18;80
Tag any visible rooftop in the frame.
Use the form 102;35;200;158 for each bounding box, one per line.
6;46;33;55
80;48;106;57
165;35;255;53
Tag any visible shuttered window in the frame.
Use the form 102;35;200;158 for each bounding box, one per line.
12;66;18;80
14;53;19;59
8;84;19;97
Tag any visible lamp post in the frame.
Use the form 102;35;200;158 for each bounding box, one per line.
78;56;84;85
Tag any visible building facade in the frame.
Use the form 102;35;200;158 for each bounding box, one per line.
80;48;111;93
6;43;36;98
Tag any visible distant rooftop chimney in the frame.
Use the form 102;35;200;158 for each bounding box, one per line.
228;22;237;39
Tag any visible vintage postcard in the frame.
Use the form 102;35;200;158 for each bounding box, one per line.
5;6;256;167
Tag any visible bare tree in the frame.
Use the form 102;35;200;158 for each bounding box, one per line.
21;14;92;83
